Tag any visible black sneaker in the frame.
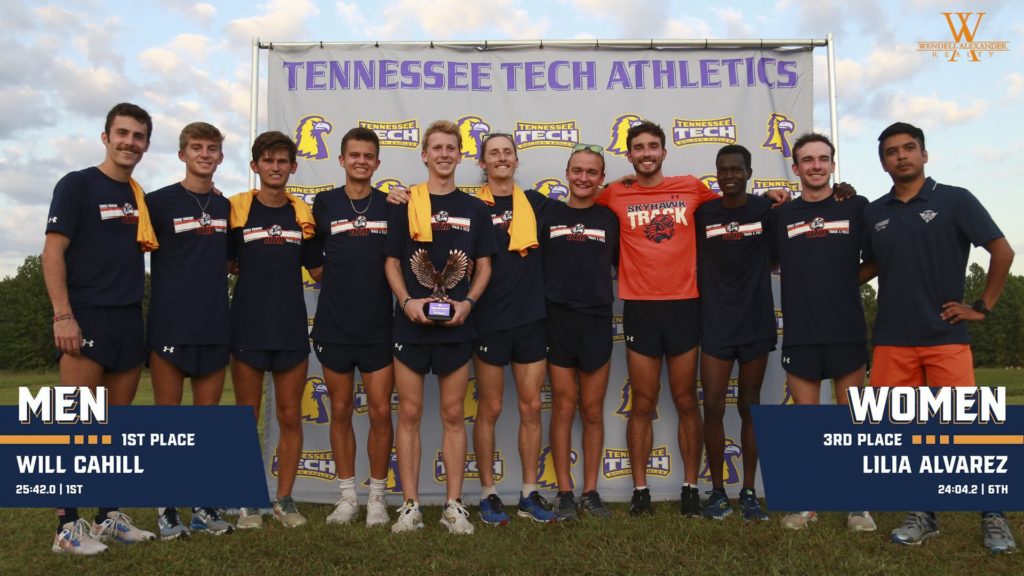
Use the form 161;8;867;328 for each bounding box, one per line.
554;491;577;521
580;491;613;519
629;488;653;517
680;486;701;517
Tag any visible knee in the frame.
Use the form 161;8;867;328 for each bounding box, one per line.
581;403;604;427
702;398;725;421
439;401;465;428
477;394;503;423
397;400;422;426
518;394;542;422
552;396;577;421
368;403;393;429
331;398;354;426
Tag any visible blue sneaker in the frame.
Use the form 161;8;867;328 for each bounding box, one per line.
190;507;234;535
738;488;769;521
517;491;557;523
478;494;510;526
157;508;190;540
703;490;732;520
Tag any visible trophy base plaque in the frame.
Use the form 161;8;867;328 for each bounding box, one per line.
424;301;454;321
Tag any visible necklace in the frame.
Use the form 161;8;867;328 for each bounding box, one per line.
347;186;373;215
186;187;214;226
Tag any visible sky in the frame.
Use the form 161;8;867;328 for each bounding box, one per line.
1;0;1021;277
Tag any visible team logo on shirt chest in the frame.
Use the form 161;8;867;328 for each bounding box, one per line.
174;215;227;235
331;216;387;236
626;201;687;243
919;210;938;223
786;216;849;239
549;223;606;242
705;220;763;241
491;210;513;231
431;210;471;232
99;202;139;224
243;224;302;244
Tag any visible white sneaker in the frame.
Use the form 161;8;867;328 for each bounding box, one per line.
366;492;389;527
391;499;424;533
781;511;818;530
327;495;359;525
847;511;877;532
236;507;264;530
52;519;108;555
440;498;475;535
91;511;156;543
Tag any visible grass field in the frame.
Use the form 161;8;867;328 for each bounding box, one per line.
0;369;1021;575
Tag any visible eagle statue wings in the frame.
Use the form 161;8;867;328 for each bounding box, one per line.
409;249;469;300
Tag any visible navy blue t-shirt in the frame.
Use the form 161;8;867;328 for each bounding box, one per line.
386;190;497;344
229;199;318;352
146;183;231;346
308;187;392;345
540;202;619;316
862;178;1003;346
771;194;868;346
696;194;775;347
473;190;552;333
45;167;144;307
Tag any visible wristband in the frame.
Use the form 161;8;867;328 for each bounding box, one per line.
401;296;413;310
464;297;476;308
53;313;74;322
972;299;991;316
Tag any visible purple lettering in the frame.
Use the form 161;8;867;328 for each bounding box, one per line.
424;60;444;90
606;61;631;89
306;60;327;90
745;57;756;86
401;60;421;89
379;59;398;89
501;62;522;90
721;58;742;87
653;60;675;88
354;60;374;89
525;61;545;91
699;59;721;88
283;61;303;91
548;60;569;91
777;60;798;88
678;60;698;88
573;61;596;90
329;61;349;89
628;60;650;89
471;62;491;91
757;57;776;88
448;61;468;91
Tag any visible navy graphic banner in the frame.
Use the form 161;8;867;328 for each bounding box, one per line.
753;405;1022;511
0;406;270;508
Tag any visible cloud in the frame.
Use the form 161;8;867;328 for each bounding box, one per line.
883;93;986;125
193;3;217;24
227;0;320;43
1004;72;1023;101
338;0;548;40
776;0;891;41
712;7;755;38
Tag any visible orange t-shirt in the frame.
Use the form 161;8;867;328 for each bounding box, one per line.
597;175;719;300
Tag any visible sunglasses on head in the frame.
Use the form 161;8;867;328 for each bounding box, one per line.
572;143;604;154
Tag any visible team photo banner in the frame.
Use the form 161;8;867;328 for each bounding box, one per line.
2;387;270;508
754;387;1022;511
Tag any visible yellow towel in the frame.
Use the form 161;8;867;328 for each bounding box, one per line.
228;189;316;239
130;179;158;252
408;183;433;242
477;184;538;256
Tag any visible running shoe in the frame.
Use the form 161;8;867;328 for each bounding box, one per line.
191;507;234;535
52;519;107;555
91;511;156;543
327;495;359;525
629;488;654;517
479;494;511;526
738;488;769;521
236;507;263;530
781;511;818;530
982;513;1016;554
702;489;732;520
157;508;190;540
847;511;877;532
554;491;577;521
891;512;939;545
366;492;389;527
579;491;613;519
517;491;557;523
441;498;475;535
680;485;702;517
391;499;424;533
272;496;307;528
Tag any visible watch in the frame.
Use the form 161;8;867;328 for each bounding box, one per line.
971;300;991;316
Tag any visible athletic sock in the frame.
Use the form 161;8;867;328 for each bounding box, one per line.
480;485;498;498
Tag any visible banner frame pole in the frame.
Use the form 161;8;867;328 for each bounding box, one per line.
256;38;827;50
249;37;260;190
827;33;840;181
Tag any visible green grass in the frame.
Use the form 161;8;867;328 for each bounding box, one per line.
0;369;1022;575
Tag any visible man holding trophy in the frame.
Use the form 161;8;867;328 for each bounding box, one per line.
384;120;497;535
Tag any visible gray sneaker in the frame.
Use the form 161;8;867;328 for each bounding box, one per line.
273;496;307;528
157;508;190;540
554;491;577;521
982;514;1017;554
190;507;234;535
580;491;613;519
891;512;939;545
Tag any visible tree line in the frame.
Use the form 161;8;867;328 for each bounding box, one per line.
1;256;1021;370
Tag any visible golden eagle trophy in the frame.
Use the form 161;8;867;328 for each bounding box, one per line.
410;248;469;321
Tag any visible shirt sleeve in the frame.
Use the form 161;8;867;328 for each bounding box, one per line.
695;178;720;205
305;196;326;269
46;171;83;240
385;202;408;259
474;201;499;258
608;212;620;269
954;188;1003;247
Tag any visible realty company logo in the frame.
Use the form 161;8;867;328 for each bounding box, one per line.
917;12;1009;62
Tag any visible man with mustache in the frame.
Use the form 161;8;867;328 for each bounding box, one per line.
43;102;158;554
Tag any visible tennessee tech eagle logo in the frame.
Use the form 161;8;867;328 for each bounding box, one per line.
456;115;492;159
374;178;407;195
295;115;334;160
534;178;569;202
615;378;659;421
464;377;480;423
353;380;400;415
434;450;505;483
362;448;403;493
358;120;419;148
607;114;645;156
698;175;721;193
698;437;743;485
602;446;672;479
301;376;330;424
761;113;795;158
536;445;577;490
273;449;335;481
